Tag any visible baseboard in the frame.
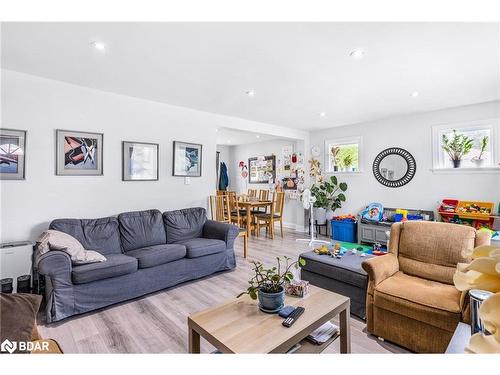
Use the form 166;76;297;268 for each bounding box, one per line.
281;221;308;232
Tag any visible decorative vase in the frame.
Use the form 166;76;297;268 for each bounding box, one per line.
326;208;335;221
315;207;327;224
452;159;462;168
258;286;285;313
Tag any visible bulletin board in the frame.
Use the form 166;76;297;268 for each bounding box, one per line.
248;155;276;184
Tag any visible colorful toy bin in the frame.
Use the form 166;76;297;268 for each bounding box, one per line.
330;216;357;243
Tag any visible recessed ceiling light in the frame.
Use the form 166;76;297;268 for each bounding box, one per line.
215;128;219;132
227;140;231;143
256;135;260;138
246;90;256;97
411;91;419;98
349;49;365;59
90;41;106;51
319;112;326;117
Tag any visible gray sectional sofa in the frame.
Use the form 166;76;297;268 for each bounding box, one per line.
36;207;239;323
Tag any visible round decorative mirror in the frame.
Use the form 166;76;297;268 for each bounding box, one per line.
372;147;416;188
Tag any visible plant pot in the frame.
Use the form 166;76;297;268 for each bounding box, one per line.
471;158;485;168
326;208;335;221
315;207;327;224
258;286;285;313
452;159;462;168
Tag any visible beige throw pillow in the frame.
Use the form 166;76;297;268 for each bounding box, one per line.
36;229;106;265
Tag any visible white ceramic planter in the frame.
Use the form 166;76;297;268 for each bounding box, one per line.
326;209;335;221
315;207;327;224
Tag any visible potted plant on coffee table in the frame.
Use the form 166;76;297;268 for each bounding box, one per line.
442;129;474;168
238;256;306;313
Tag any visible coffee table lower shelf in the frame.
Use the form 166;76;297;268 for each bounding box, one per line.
293;332;340;354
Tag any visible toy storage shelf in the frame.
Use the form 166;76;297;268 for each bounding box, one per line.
438;199;495;229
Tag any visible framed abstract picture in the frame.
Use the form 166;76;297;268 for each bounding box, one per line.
122;141;159;181
248;155;276;184
56;130;103;176
0;128;27;180
173;141;202;177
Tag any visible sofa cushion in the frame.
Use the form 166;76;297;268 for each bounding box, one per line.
71;254;138;284
374;271;461;332
0;293;42;353
118;209;167;251
163;207;207;243
126;244;186;268
50;217;122;255
179;238;226;258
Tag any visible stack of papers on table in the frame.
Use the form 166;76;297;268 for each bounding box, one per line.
306;321;339;345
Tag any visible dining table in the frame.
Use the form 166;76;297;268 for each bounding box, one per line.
237;197;273;237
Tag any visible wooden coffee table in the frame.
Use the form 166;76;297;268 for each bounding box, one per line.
187;285;351;353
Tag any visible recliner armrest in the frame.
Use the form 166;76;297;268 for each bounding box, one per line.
203;220;239;249
362;253;399;289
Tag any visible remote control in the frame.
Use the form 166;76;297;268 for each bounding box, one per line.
282;307;305;327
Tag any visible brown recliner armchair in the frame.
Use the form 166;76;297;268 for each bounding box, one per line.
362;221;490;353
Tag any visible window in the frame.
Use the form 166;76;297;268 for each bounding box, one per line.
432;120;499;170
325;136;362;173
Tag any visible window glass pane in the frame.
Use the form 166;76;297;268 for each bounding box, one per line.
439;128;492;168
328;142;359;172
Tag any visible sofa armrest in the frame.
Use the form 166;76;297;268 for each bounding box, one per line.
36;250;72;282
203;220;239;249
362;253;399;290
36;250;75;323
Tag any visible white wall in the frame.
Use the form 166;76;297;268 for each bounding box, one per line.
0;70;296;242
310;101;500;216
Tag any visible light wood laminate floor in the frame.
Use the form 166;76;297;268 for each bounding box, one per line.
38;229;407;353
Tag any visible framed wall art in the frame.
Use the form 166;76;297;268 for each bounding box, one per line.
56;129;103;176
122;141;159;181
173;141;202;177
0;128;27;180
248;155;276;184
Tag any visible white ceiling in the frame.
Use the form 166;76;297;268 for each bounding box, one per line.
216;127;283;146
2;22;499;131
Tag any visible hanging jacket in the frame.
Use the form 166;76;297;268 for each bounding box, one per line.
218;162;229;190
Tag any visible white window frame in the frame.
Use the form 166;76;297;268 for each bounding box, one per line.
324;136;363;174
431;118;500;173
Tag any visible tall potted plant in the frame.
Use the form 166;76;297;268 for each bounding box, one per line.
238;257;306;313
310;175;348;223
442;129;473;168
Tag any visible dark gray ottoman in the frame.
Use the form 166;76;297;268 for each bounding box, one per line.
300;250;374;319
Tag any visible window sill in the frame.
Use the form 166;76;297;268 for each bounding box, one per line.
325;171;363;175
430;167;500;174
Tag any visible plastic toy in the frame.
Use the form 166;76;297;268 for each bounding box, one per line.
360;203;384;222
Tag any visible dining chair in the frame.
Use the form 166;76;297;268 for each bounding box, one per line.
251;189;270;214
254;191;285;239
210;194;248;258
210;195;230;223
247;189;257;198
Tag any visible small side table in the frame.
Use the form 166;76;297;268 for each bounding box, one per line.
446;322;471;353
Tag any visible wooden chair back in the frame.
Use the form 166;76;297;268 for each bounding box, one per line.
216;190;227;196
258;189;270;201
272;191;285;217
247;189;257;198
210;195;230;223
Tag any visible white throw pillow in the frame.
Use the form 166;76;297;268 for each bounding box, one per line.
36;229;106;265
